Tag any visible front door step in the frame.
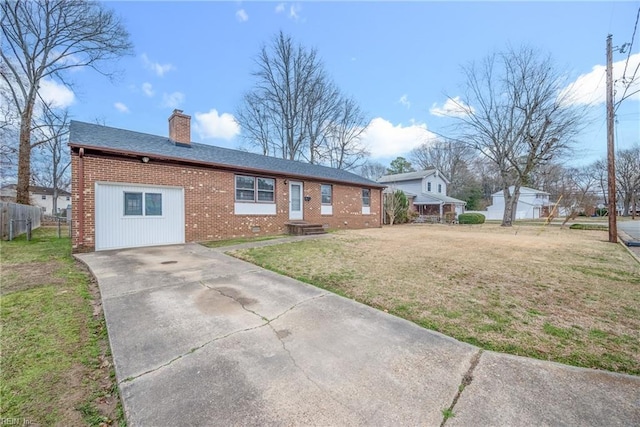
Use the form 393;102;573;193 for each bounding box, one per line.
285;222;327;236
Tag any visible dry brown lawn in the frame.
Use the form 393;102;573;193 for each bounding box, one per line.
233;223;640;375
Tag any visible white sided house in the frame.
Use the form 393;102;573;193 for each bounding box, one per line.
0;184;71;214
378;169;466;218
483;186;551;220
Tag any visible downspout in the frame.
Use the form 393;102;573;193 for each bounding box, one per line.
78;148;84;248
379;188;384;227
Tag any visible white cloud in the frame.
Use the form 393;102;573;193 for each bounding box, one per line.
560;53;640;106
360;117;437;159
429;96;474;117
236;9;249;22
141;53;175;77
275;3;303;21
194;109;240;141
39;78;75;109
141;82;154;97
161;91;185;108
114;102;129;113
398;94;411;109
289;3;301;20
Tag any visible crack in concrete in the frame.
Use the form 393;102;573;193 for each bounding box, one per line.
120;286;327;384
440;349;483;427
268;293;327;323
202;282;267;320
119;322;267;385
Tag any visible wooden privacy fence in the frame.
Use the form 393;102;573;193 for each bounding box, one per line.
0;202;42;240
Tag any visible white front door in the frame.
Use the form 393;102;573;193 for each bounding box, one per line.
289;181;303;220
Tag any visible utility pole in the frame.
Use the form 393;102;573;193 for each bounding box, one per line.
606;34;618;243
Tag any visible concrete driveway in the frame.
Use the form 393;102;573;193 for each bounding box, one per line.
77;243;640;426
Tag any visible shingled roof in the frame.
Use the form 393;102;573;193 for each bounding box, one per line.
378;169;450;184
69;120;383;188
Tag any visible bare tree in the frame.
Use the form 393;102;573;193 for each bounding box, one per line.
359;161;387;182
0;89;19;183
616;145;640;216
237;32;323;161
410;138;473;196
1;0;132;204
302;72;339;164
236;31;369;168
449;46;583;226
554;166;599;227
470;156;502;209
31;108;70;214
528;162;565;195
324;96;369;170
592;159;609;207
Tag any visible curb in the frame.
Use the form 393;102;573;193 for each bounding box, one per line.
618;230;640;264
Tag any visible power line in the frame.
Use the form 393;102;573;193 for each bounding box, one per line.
615;6;640;112
621;6;640;80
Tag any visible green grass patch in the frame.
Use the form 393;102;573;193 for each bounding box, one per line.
543;323;576;339
200;234;284;248
569;223;608;231
0;227;124;425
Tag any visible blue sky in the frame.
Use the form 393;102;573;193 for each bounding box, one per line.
51;1;639;168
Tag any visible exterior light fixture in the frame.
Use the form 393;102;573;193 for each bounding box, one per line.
141;156;150;163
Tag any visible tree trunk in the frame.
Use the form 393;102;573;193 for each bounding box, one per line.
16;105;34;205
502;186;520;227
623;195;631;217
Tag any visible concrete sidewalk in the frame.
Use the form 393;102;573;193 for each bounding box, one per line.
77;243;640;426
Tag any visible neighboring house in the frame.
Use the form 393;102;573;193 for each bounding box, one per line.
69;110;383;252
378;169;466;218
0;184;71;214
483;186;551;220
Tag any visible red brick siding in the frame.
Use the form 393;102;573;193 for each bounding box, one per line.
71;152;381;251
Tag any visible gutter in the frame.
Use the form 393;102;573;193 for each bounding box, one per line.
68;143;386;189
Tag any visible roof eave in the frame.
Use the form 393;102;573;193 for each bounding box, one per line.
69;143;385;189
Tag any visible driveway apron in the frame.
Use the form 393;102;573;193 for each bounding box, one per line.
77;243;640;426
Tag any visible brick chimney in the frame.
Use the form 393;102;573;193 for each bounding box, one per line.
168;109;191;146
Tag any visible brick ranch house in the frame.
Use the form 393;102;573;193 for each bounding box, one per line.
70;110;384;252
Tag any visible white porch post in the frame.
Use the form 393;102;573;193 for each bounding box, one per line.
439;203;443;217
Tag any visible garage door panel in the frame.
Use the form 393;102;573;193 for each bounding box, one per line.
96;183;184;251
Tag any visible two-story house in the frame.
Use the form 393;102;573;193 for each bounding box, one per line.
378;169;466;219
484;186;551;220
0;184;71;214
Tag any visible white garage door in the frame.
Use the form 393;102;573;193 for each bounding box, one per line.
95;182;185;251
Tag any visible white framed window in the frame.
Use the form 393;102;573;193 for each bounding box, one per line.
362;188;371;215
321;184;332;205
124;192;143;215
235;175;275;203
124;192;162;216
41;195;47;200
427;182;432;192
145;193;162;216
438;184;442;193
321;184;333;215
